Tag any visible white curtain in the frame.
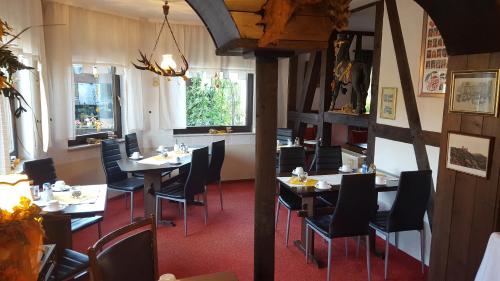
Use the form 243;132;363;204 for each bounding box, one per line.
158;77;186;129
0;99;11;174
0;0;48;165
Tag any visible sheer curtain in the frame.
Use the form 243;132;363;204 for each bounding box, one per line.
0;0;48;168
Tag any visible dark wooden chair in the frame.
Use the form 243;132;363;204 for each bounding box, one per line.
206;140;225;210
370;170;432;280
101;139;144;223
309;145;343;207
125;132;145;178
155;147;209;236
275;147;305;246
24;158;103;237
305;173;377;281
87;216;158;281
277;128;294;144
42;214;89;281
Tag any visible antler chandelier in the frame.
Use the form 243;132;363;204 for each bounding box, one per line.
133;0;188;79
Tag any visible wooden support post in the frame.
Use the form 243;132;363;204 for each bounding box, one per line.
254;54;279;281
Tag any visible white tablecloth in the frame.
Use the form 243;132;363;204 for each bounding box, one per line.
475;232;500;281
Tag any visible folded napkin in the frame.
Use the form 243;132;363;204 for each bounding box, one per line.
287;177;318;187
52;189;100;205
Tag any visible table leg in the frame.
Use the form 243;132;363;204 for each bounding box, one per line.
143;171;175;226
293;197;325;268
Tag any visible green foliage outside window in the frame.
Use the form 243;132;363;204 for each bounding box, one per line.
186;75;245;127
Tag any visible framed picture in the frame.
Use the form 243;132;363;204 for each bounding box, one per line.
379;87;397;120
446;132;494;178
449;69;500;116
418;13;448;97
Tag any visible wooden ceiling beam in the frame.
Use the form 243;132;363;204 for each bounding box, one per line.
216;39;328;56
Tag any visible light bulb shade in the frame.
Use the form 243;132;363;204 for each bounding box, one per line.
0;174;31;213
160;54;177;70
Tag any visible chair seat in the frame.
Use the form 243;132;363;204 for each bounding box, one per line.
108;177;144;192
278;193;302;210
53;249;89;281
369;210;390;232
156;181;185;199
305;215;333;238
71;216;103;233
132;171;171;179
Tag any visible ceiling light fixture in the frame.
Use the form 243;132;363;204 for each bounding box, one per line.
133;0;188;79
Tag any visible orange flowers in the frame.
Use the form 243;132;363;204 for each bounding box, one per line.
0;197;43;281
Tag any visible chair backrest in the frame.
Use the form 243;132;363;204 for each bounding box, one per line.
314;145;343;172
207;140;225;184
278;147;305;174
87;217;158;281
184;146;209;201
101;139;127;184
23;158;57;186
329;173;377;237
277;128;294;144
42;214;73;261
388;170;432;232
125;133;141;157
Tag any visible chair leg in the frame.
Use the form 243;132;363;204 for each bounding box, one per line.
124;193;128;209
420;229;425;273
97;222;102;238
130;192;134;223
327;239;332;281
384;232;390;280
366;235;372;281
356;236;361;258
285;209;291;247
395;232;399;249
218;180;224;211
178;202;182;216
275;201;280;229
344;238;348;257
305;224;309;263
155;197;160;225
183;201;188;236
203;190;208;225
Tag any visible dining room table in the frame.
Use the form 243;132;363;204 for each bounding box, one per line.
34;184;108;218
116;147;199;224
276;170;399;267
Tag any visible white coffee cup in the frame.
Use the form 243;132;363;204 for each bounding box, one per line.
316;180;329;189
131;151;141;159
376;175;387;185
47;200;60;211
293;167;304;175
54;180;66;190
157;145;165;152
159;274;176;281
340;164;352;172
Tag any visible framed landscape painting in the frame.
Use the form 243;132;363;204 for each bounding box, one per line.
446;132;494;178
449;69;500;116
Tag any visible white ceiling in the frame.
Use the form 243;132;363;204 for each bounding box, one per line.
50;0;379;25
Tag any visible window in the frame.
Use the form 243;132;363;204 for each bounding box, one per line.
174;71;254;134
4;99;17;156
69;64;122;146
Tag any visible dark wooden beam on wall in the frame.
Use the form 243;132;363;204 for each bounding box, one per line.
317;31;336;145
324;112;370;127
386;0;435;228
372;124;441;147
300;52;322;113
253;53;279;281
288;111;320;125
366;1;385;164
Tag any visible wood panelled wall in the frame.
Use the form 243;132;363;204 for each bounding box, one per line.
429;52;500;281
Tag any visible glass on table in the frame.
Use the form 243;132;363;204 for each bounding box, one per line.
298;172;308;182
30;185;40;201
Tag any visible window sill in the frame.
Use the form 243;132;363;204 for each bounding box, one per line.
67;138;124;151
173;132;255;137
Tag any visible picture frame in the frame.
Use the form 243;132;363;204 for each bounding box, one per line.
418;13;448;97
446;132;494;178
379;87;397;120
449;69;500;116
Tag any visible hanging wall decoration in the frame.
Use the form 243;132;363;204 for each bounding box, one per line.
379;87;398;120
418;13;448;97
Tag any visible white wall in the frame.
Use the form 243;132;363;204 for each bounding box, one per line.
375;0;445;264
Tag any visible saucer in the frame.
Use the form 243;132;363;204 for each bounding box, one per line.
43;204;67;212
129;156;144;160
51;185;70;192
338;167;354;173
315;183;331;190
376;180;387;186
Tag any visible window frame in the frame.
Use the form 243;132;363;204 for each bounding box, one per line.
174;73;254;135
68;66;122;147
8;98;18;157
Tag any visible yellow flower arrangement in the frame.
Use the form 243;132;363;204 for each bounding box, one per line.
0;197;44;281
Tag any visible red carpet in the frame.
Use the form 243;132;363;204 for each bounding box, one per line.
73;181;427;281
